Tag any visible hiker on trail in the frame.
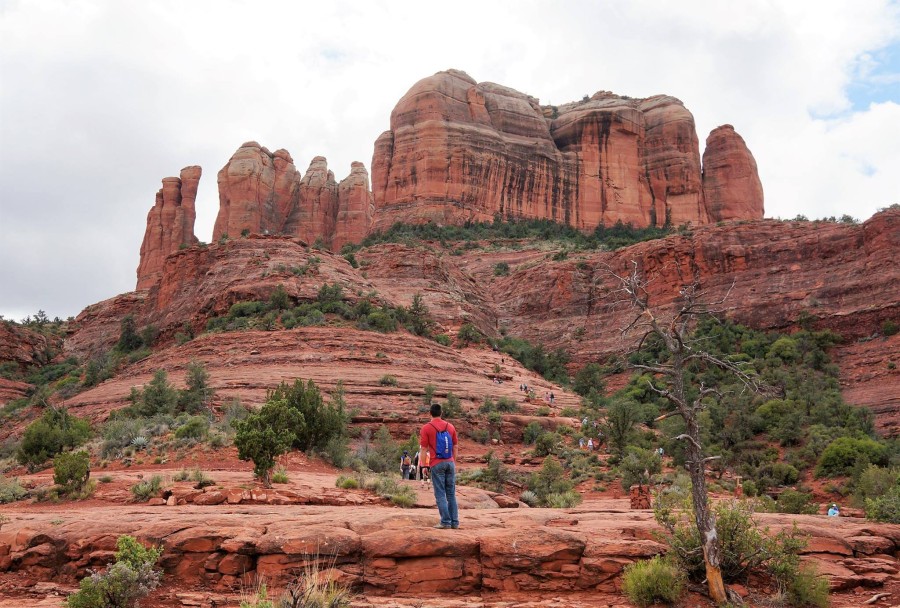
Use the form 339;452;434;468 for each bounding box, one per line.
579;437;586;449
420;403;459;529
400;450;412;480
549;392;555;404
420;449;431;483
412;450;420;478
828;503;840;517
587;438;594;451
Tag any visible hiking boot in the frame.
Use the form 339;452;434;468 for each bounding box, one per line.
433;524;450;529
451;524;460;529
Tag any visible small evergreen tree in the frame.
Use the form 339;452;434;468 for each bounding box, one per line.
233;399;301;486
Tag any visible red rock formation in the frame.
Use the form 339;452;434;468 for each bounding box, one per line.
703;125;765;221
371;70;762;232
211;145;372;251
333;161;375;252
136;166;201;290
212;142;301;240
0;322;52;372
283;156;338;246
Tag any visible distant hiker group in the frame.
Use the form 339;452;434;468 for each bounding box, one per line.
400;449;431;482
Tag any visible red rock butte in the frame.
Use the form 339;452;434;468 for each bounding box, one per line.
136;69;763;290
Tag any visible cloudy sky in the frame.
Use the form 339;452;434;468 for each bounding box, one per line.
1;0;898;321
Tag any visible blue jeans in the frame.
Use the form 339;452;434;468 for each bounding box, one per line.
430;461;458;527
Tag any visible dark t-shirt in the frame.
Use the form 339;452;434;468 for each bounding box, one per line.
420;418;458;466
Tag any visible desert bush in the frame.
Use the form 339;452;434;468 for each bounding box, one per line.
619;446;662;491
854;465;898;504
493;262;510;276
865;486;900;523
442;392;463;419
816;436;888;477
336;475;359;489
545;490;582;508
621;555;685;607
366;474;416;507
785;564;830;607
776;488;817;514
523;421;544;444
533;431;561;457
17;407;91;469
267;379;349;454
527;456;575;505
456;323;482;346
174;415;209;440
379;374;398;386
234;400;300;486
53;450;90;494
654;496;808;589
271;466;289;484
434;334;451;346
130;475;163;502
0;475;27;503
66;535;163;608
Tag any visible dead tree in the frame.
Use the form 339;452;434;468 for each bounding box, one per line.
605;260;764;606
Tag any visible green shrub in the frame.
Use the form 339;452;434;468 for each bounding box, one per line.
366;474;416;507
67;535;163;608
0;475;27;503
882;319;899;336
655;497;807;586
519;490;539;507
523;421;543;444
336;475;359;489
816;436;888;477
271;466;289;484
442;392;463;419
266;379;349;453
53;450;90;494
855;465;898;504
545;490;582;508
17;407;91;469
174;415;209;440
533;431;561;457
130;475;163;502
619;447;662;491
456;323;482;346
493;262;510;276
234;400;300;485
776;489;817;514
786;564;830;607
379;375;398;387
527;456;574;505
865;486;900;523
434;334;451;346
622;556;685;607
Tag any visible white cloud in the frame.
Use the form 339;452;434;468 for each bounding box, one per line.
1;0;898;319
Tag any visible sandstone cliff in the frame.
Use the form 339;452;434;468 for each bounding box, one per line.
371;70;763;231
136;166;201;290
210;143;373;252
702;125;765;221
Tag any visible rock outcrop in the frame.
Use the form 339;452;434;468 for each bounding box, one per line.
136;166;201;290
212;142;301;240
702;125;765;221
371;70;763;231
210;144;373;253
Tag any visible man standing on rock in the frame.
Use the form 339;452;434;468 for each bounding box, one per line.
420;402;459;529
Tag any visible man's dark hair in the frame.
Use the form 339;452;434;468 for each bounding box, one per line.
430;403;442;418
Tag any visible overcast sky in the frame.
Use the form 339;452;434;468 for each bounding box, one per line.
1;0;898;322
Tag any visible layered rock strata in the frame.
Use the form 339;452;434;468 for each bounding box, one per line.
136;166;201;290
371;70;763;231
702;125;765;221
211;142;374;251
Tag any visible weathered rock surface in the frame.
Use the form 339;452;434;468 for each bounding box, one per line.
136;166;201;290
209;144;373;256
371;70;763;231
0;502;895;602
65;209;900;434
212;142;301;241
0;322;52;372
702;125;765;221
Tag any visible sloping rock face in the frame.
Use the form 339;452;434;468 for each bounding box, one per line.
702;125;765;221
0;322;52;372
0;504;896;600
333;161;375;252
371;69;763;231
136;166;201;290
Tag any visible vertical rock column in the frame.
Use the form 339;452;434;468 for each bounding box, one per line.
136;166;201;290
702;125;764;222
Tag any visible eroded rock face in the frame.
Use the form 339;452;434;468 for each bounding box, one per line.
136;166;201;290
211;145;372;252
702;125;765;221
371;70;762;231
212;142;301;240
